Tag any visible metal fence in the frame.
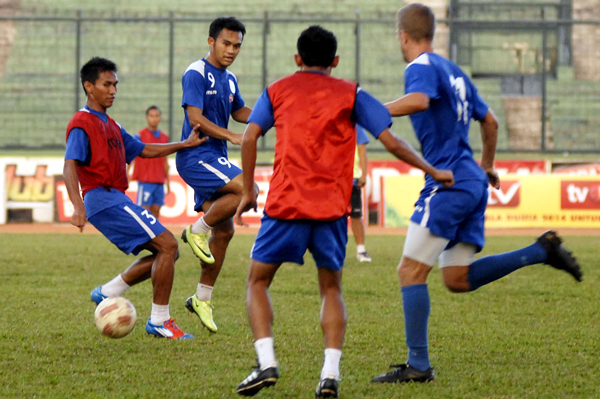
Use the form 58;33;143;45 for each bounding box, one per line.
0;9;599;152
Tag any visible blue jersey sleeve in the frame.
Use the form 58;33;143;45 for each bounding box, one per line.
231;78;245;114
181;70;205;110
404;64;439;99
247;89;275;134
120;128;145;164
356;124;370;145
353;89;392;138
65;128;90;163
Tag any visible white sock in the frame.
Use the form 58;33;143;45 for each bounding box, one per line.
320;348;342;380
196;283;213;301
357;245;366;254
191;216;212;234
254;337;277;370
150;303;170;325
100;275;130;297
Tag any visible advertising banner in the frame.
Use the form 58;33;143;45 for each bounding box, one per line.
383;174;600;228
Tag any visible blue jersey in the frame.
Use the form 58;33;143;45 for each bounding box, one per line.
405;53;489;186
178;58;245;163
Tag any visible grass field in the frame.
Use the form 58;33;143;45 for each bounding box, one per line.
0;232;598;398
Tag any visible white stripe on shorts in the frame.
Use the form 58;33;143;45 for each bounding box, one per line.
123;205;156;239
199;161;230;183
420;186;438;227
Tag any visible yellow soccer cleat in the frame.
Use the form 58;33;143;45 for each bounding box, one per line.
185;294;218;333
182;225;215;264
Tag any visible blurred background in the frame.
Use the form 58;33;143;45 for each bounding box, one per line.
1;0;599;153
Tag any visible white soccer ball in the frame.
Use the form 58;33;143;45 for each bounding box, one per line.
94;297;137;338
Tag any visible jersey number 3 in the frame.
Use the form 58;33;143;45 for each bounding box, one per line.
450;75;469;124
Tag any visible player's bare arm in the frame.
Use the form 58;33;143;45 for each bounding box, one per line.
63;159;86;232
385;92;430;117
479;109;500;189
379;129;454;187
186;105;243;145
140;124;207;158
357;143;368;188
234;122;262;226
231;106;253;123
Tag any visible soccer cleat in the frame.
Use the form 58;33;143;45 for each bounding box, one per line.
371;363;434;383
357;252;372;263
90;286;108;305
145;317;194;340
185;294;218;333
182;225;215;264
236;364;279;396
536;231;582;282
315;377;338;398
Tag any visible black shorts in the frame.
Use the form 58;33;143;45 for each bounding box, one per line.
350;182;362;218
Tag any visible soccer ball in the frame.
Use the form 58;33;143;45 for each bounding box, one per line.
94;297;137;338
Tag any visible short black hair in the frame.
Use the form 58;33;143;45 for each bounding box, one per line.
397;3;436;42
145;105;161;115
209;17;246;40
80;57;117;94
297;26;337;68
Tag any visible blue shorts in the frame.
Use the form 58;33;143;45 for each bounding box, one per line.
251;214;348;271
177;155;241;211
88;202;166;255
136;182;165;207
410;180;488;252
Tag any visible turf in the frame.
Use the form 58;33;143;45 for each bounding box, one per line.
0;232;598;398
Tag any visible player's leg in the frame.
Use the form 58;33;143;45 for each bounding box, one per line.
309;217;348;398
237;216;309;396
185;215;234;333
149;204;161;219
350;184;371;263
148;182;165;219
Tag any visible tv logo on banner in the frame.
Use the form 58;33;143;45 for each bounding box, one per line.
488;181;521;207
561;181;600;209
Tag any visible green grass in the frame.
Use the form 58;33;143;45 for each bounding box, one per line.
1;232;598;398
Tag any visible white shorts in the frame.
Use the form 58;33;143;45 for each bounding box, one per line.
402;222;476;268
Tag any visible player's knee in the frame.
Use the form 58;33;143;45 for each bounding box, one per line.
161;235;179;258
213;226;235;244
174;248;181;261
443;274;470;293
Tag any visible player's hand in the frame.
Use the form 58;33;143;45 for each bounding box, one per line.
229;133;243;146
431;169;454;187
70;207;87;232
184;124;209;147
484;167;500;189
234;192;257;226
357;175;366;188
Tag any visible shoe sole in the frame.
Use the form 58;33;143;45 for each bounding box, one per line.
181;227;215;264
236;378;277;396
185;298;217;333
315;389;338;398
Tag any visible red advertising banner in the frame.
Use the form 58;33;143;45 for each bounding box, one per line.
560;180;600;210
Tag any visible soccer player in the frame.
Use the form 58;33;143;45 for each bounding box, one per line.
176;16;255;334
233;26;453;398
64;57;207;340
351;125;371;263
371;4;582;384
129;105;170;218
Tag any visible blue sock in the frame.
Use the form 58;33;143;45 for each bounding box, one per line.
468;242;547;291
401;284;431;371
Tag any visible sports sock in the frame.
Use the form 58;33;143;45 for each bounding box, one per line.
150;303;170;325
101;274;130;297
468;242;547;291
196;283;213;301
402;284;431;372
254;337;277;370
320;348;342;380
191;216;211;234
357;245;366;254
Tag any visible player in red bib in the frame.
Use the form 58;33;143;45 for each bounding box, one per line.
64;57;206;340
233;26;454;397
129;106;171;218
